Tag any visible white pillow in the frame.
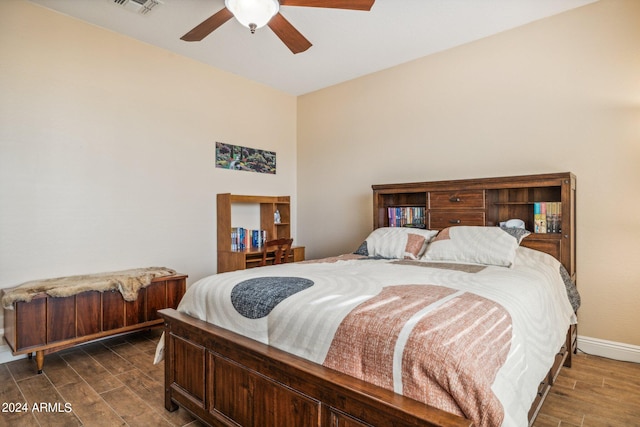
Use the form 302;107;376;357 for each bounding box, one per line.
365;227;438;260
422;226;530;267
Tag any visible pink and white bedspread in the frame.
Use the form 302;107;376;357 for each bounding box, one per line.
156;247;576;427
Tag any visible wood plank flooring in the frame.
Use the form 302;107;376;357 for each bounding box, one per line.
0;329;202;427
1;329;638;426
533;352;640;427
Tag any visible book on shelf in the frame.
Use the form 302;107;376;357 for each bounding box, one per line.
231;227;267;251
533;202;562;234
387;207;425;227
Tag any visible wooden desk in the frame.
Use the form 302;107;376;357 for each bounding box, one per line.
218;246;305;273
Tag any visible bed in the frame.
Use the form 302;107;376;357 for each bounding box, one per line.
157;173;578;427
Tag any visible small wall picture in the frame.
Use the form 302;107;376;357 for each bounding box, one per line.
216;142;276;174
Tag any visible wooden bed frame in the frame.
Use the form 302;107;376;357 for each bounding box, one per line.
159;172;577;427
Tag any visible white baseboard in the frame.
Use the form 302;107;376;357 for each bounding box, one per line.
578;335;640;364
0;328;26;365
0;345;25;365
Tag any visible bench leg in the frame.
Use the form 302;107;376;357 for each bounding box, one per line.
35;351;44;374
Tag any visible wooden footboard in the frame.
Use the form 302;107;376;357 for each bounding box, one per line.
159;308;474;427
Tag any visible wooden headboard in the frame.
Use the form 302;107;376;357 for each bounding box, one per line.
372;172;576;280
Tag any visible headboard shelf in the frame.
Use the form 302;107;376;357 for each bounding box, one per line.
373;172;576;279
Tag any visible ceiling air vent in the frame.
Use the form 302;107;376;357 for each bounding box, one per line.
111;0;162;15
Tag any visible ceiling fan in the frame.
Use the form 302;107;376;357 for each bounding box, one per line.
180;0;375;54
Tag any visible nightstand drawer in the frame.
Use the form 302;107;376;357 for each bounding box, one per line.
428;211;485;229
429;190;485;209
520;236;561;260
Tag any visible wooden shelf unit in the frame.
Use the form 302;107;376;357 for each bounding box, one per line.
372;172;576;281
217;193;304;273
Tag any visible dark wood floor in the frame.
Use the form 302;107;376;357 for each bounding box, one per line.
0;329;202;427
1;329;638;426
532;351;640;427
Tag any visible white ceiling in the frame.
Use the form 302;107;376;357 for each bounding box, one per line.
28;0;596;95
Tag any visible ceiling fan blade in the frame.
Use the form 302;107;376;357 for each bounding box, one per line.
279;0;375;11
181;7;234;41
268;13;312;54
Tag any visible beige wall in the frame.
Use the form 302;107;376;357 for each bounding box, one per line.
297;0;640;347
1;0;638;353
0;1;297;332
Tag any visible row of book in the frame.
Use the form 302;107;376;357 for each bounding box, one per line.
231;227;267;251
534;202;562;234
388;207;426;228
387;203;561;233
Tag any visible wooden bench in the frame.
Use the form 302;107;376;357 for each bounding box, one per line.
3;273;186;373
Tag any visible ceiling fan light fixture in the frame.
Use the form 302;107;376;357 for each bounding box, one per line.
225;0;279;33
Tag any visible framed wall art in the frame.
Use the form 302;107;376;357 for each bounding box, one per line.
216;142;276;174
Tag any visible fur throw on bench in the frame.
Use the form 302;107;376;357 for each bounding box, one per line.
2;267;177;309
